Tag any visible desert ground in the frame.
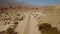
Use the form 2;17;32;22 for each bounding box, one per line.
0;5;60;34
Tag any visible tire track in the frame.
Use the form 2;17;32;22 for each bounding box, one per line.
23;14;30;34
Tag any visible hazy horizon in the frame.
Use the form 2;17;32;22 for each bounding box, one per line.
0;0;60;7
17;0;60;6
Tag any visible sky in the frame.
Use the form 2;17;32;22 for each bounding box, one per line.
16;0;60;6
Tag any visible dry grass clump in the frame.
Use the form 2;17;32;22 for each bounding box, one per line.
38;23;60;34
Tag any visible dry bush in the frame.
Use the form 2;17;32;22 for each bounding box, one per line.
38;23;60;34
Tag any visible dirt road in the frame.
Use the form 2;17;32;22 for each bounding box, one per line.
15;13;30;34
29;14;40;34
15;13;41;34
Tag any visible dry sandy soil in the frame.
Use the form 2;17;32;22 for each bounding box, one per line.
0;5;60;34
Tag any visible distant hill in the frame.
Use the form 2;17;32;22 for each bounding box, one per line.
0;0;18;7
0;0;38;8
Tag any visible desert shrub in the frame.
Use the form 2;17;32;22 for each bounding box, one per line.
7;28;17;34
38;23;60;34
38;23;52;31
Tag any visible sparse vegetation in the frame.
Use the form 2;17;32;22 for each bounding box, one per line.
7;28;17;34
38;23;52;30
0;22;18;34
38;23;60;34
0;28;17;34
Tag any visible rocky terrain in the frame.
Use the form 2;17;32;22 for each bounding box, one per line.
0;0;60;34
